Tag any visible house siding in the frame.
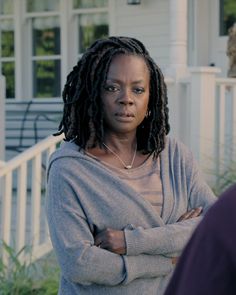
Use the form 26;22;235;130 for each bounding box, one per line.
111;0;170;71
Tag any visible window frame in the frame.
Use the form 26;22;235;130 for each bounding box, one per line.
0;0;111;100
0;9;16;98
24;3;62;99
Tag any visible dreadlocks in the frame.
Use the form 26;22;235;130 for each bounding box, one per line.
56;36;170;157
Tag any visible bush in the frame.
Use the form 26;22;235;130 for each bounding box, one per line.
0;241;59;295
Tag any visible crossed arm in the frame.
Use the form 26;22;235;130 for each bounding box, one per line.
94;207;203;263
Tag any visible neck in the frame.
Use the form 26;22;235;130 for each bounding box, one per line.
103;133;137;153
102;135;137;169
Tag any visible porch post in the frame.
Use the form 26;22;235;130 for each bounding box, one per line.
188;67;221;183
166;0;189;141
0;74;5;162
167;0;188;79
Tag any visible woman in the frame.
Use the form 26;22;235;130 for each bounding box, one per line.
46;36;216;295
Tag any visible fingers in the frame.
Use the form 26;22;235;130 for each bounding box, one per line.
172;257;179;265
178;207;203;222
189;206;203;218
94;228;112;246
94;228;126;255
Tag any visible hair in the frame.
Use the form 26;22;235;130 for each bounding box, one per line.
56;36;170;157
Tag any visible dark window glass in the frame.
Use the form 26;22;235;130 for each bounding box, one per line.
32;17;60;56
78;13;108;53
220;0;236;36
73;0;108;9
33;60;61;98
2;61;15;98
1;20;14;57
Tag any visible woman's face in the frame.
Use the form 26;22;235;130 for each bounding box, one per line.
101;54;150;136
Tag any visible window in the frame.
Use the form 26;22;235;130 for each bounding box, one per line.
0;0;15;98
220;0;236;36
72;0;109;56
26;0;61;98
0;0;109;100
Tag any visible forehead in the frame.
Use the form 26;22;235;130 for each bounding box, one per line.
107;54;150;79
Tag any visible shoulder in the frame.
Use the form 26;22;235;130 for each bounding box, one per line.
162;136;194;162
47;141;85;175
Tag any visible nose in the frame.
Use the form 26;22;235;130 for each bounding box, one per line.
118;88;134;105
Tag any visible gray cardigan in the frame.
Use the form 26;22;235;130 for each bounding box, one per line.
46;137;216;295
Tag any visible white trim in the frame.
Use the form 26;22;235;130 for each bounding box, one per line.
68;0;78;70
108;0;116;35
167;0;188;78
25;16;33;99
0;75;5;160
0;15;14;20
0;57;15;62
190;66;221;74
187;0;197;66
71;7;108;15
31;55;61;60
24;12;59;18
14;0;23;100
60;0;69;90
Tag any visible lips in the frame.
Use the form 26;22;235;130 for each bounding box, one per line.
115;112;135;117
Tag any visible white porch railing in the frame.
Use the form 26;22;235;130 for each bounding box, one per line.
215;78;236;171
0;75;5;162
171;68;236;187
0;134;63;265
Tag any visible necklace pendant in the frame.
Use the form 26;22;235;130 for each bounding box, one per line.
125;165;132;169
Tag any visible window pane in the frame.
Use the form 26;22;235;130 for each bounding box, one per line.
2;61;15;98
73;0;108;9
32;17;60;56
33;60;61;98
26;0;59;12
1;20;14;57
78;13;108;53
220;0;236;36
0;0;13;14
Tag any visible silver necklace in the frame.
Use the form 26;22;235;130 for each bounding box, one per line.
102;142;137;169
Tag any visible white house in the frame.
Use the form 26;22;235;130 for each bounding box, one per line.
0;0;236;263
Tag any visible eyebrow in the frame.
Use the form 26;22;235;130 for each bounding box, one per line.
106;78;145;84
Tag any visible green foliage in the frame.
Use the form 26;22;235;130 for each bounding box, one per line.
0;241;60;295
213;161;236;196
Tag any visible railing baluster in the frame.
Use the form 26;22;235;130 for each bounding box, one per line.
31;154;42;248
16;162;27;253
233;86;236;144
219;84;226;174
2;172;13;264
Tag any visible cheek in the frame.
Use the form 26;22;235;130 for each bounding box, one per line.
143;94;150;112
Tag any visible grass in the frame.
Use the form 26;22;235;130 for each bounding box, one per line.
0;241;60;295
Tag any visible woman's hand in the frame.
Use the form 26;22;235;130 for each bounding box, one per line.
94;228;126;255
177;207;203;222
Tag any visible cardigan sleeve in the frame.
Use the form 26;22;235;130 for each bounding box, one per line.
124;187;215;256
124;138;216;257
125;217;200;256
46;163;173;286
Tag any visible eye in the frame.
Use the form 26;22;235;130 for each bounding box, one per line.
104;85;120;92
133;87;145;94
